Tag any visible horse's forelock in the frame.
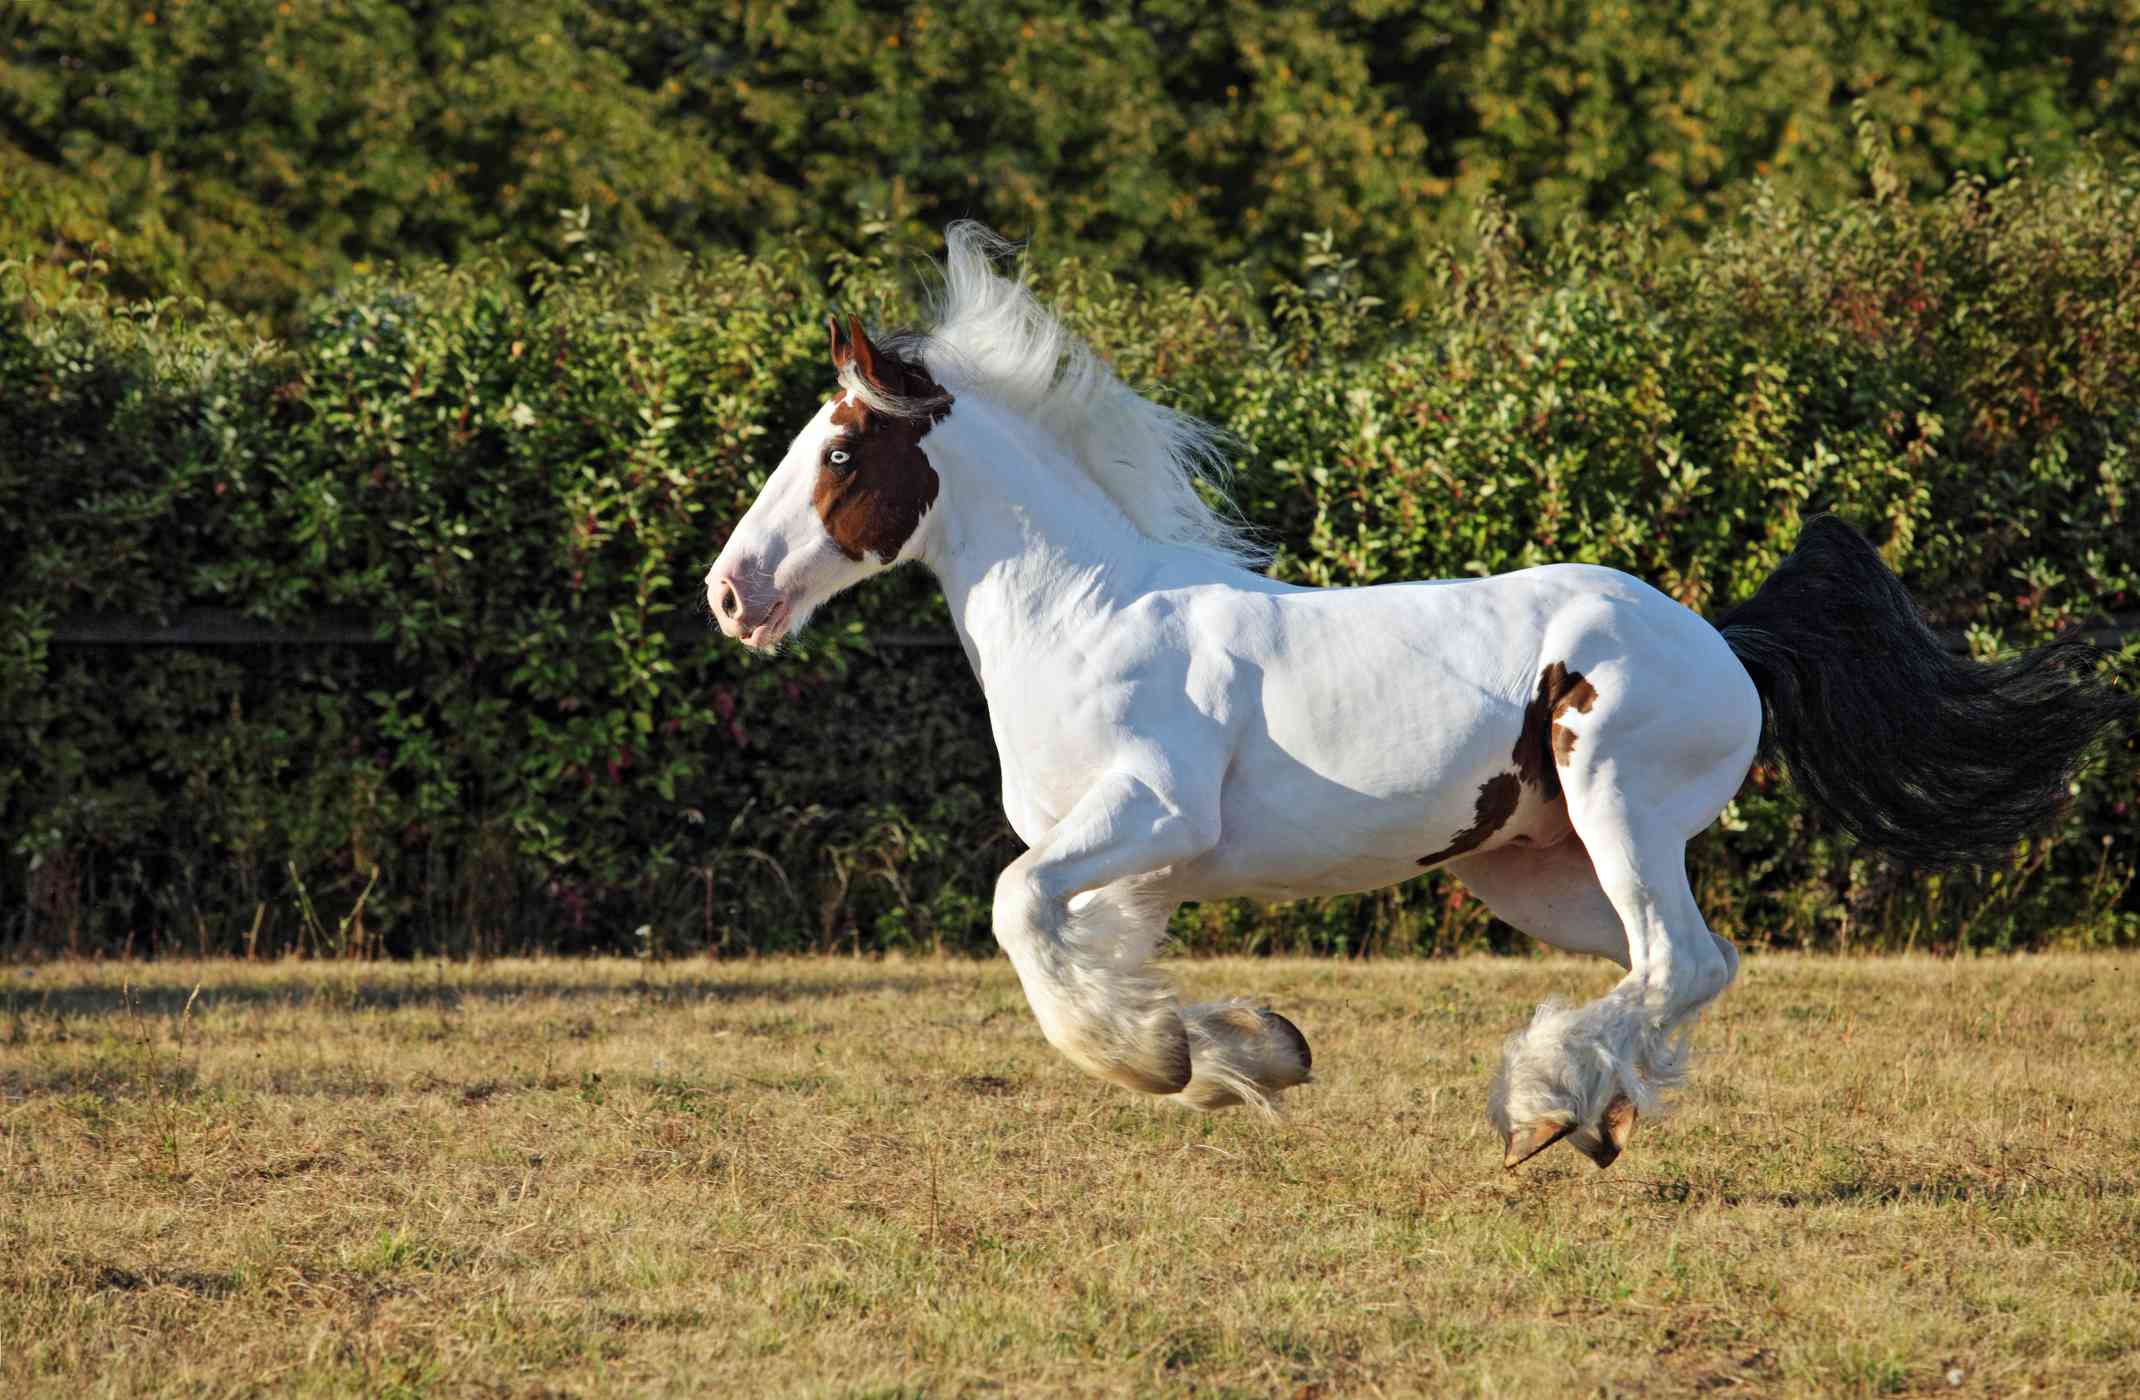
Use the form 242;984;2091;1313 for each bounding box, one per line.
835;330;948;421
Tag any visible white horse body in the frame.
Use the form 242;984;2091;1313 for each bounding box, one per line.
708;224;2128;1168
956;533;1756;910
913;388;1754;896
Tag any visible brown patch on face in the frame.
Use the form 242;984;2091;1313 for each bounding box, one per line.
1418;771;1521;866
1513;661;1599;801
813;317;952;564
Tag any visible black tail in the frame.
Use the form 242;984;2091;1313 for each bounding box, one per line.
1716;516;2134;868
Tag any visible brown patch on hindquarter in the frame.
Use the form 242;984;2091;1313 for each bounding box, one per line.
1418;772;1522;866
1513;661;1599;801
814;317;952;563
1418;663;1598;865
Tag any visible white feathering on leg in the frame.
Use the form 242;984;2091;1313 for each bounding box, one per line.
1486;987;1696;1142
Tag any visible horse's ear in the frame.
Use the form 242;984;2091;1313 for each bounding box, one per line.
846;314;886;389
828;314;853;373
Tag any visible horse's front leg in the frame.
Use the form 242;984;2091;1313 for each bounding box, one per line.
994;769;1311;1113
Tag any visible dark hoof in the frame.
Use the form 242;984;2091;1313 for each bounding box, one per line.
1503;1118;1577;1170
1105;1011;1193;1095
1261;1009;1312;1078
1171;1005;1315;1110
1569;1095;1638;1171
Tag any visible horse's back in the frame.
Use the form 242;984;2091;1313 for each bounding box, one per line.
1213;561;1739;726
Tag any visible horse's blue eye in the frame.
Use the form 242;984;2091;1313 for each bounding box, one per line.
829;450;850;466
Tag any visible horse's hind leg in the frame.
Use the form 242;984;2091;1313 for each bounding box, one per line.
1453;831;1738;1168
1472;679;1753;1169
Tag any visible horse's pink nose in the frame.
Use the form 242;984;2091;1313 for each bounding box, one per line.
710;570;751;638
712;569;787;645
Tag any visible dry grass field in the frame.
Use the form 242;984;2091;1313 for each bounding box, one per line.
3;952;2137;1397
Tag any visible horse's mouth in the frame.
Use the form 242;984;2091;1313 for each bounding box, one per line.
740;599;790;651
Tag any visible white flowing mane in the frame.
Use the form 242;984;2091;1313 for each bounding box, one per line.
838;221;1270;569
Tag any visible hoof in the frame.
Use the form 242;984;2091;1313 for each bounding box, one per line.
1258;1014;1309;1078
1503;1118;1577;1170
1094;1009;1193;1096
1173;1004;1313;1111
1570;1095;1638;1171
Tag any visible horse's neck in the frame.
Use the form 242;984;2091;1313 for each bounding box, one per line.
921;407;1203;670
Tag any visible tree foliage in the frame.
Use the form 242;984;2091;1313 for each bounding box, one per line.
3;0;2138;317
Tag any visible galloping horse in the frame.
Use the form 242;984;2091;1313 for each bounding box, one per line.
707;224;2130;1170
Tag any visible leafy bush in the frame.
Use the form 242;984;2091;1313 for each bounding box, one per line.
3;159;2136;958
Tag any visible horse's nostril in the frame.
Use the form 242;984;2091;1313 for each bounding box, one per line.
720;580;740;617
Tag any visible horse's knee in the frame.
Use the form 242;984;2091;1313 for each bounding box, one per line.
991;859;1059;948
990;866;1027;938
989;869;1192;1097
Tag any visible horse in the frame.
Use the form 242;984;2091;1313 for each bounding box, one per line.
705;222;2131;1170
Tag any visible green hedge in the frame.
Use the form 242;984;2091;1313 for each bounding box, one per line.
5;0;2139;319
4;158;2138;958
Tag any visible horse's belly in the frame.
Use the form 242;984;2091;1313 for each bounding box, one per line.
1161;741;1566;903
1163;845;1433;902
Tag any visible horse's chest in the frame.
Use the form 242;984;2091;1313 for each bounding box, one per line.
987;693;1131;838
980;653;1162;840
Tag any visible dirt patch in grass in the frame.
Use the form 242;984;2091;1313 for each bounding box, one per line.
2;953;2136;1395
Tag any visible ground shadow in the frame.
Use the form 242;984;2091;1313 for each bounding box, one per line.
0;968;986;1020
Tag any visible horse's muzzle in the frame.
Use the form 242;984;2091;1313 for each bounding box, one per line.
708;568;789;649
